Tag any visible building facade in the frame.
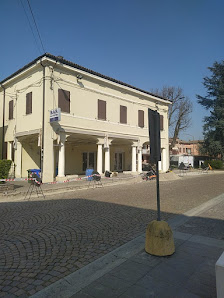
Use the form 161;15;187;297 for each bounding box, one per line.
0;54;171;183
170;138;203;156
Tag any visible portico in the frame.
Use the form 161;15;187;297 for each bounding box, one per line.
54;132;143;179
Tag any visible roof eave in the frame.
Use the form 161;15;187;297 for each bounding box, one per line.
0;53;172;104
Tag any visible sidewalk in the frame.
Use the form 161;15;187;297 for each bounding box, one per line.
0;171;179;201
32;193;224;298
1;169;218;201
0;173;138;200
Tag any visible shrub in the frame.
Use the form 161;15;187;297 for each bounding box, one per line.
204;160;223;169
0;159;12;181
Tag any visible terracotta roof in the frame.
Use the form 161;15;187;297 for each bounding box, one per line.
0;53;171;103
169;138;203;144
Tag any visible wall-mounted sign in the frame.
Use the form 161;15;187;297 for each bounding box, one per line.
50;108;61;123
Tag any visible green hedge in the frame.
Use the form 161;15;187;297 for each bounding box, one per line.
0;160;12;180
204;160;223;169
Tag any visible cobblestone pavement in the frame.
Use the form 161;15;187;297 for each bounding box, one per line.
0;173;224;297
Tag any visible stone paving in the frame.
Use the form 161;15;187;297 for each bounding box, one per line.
0;172;224;297
0;198;161;297
71;237;223;298
176;199;224;240
37;193;224;298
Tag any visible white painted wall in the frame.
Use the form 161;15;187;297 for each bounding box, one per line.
0;56;171;181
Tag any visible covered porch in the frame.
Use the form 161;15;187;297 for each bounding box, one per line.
11;132;144;182
55;132;143;179
12;133;40;179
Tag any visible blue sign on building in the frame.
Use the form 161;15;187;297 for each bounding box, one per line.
50;108;61;123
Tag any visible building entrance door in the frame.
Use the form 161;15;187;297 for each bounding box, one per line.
114;152;123;172
83;152;95;171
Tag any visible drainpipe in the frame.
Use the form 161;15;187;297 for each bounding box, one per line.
1;84;5;160
40;61;45;177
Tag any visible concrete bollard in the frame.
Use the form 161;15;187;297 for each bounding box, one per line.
145;220;175;256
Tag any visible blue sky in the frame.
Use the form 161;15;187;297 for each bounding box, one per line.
1;0;224;140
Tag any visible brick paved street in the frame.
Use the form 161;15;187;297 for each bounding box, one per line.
0;173;224;297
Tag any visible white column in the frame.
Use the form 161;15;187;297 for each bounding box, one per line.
162;148;167;172
158;160;162;171
58;141;65;177
105;146;110;172
7;142;12;160
15;141;22;178
132;146;137;172
97;144;103;174
138;147;142;173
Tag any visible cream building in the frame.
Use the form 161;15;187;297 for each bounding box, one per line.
0;53;171;183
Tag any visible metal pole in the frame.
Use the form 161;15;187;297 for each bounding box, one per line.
156;161;161;221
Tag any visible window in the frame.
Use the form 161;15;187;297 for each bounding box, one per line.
98;99;106;120
82;152;95;171
9;100;13;120
26;92;32;114
120;105;127;124
160;115;164;130
187;148;191;154
58;89;70;113
114;152;123;171
138;110;144;128
183;148;186;153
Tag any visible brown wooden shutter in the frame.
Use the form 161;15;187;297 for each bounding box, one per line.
138;110;144;127
9;100;13;120
26;92;32;114
98;99;106;120
160;115;164;130
120;105;127;124
58;89;70;113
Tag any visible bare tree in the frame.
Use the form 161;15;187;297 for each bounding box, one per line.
152;86;192;150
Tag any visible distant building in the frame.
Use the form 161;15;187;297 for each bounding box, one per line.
169;138;208;168
169;138;203;156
